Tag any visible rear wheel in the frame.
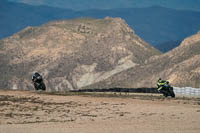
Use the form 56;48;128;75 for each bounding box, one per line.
163;92;169;97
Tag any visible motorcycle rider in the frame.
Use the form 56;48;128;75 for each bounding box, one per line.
157;78;169;93
32;72;42;83
32;72;46;90
157;78;175;97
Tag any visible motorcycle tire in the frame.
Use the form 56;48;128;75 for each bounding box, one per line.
169;87;175;98
34;82;40;90
163;93;168;97
40;82;46;91
170;91;175;98
34;82;46;91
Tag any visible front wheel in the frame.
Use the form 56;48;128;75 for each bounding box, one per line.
34;82;46;91
170;91;175;98
169;87;175;98
34;82;40;90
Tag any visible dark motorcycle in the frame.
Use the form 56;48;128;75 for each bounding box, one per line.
33;76;46;91
160;83;175;98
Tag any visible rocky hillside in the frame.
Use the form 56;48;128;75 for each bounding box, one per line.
0;17;160;90
150;32;200;87
95;32;200;88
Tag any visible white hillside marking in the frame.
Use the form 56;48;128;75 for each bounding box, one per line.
12;84;18;90
76;59;137;88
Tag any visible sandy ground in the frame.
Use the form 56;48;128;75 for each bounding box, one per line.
0;90;200;133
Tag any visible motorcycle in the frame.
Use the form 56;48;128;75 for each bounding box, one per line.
160;83;175;98
33;76;46;91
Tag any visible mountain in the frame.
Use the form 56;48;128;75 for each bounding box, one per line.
1;1;200;51
93;32;200;88
80;6;200;47
1;18;199;90
0;17;160;90
8;0;200;11
149;32;200;87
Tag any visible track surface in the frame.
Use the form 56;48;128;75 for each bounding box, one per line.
0;90;200;133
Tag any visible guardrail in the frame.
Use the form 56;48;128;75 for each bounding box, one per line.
174;87;200;97
72;87;200;97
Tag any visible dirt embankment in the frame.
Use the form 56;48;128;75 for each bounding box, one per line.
0;90;200;133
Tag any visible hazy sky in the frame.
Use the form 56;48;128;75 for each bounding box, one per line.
9;0;45;5
6;0;200;11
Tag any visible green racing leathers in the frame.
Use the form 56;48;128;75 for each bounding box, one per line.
157;80;168;92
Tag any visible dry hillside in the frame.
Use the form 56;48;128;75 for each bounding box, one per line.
0;17;160;90
96;32;200;88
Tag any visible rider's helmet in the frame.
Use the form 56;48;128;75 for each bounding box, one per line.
32;72;42;82
158;78;162;82
33;72;40;77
